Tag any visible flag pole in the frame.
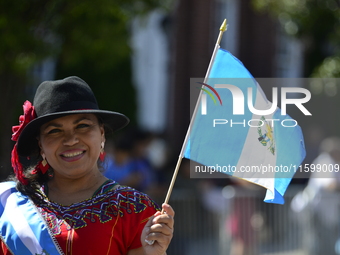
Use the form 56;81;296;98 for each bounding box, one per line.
162;19;228;208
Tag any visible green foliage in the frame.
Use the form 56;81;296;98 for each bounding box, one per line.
1;0;167;123
313;56;340;77
54;0;138;122
252;0;340;77
0;0;167;81
0;1;49;75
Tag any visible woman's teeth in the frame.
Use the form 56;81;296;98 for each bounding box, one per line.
62;151;83;158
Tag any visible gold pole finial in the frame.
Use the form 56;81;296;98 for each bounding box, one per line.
216;19;228;45
220;18;228;32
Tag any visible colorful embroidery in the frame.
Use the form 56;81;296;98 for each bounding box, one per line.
36;181;158;234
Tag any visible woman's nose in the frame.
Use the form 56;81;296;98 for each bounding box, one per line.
63;131;79;146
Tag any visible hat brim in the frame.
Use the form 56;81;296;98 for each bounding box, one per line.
17;109;129;157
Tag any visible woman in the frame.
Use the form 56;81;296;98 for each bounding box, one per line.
0;76;174;255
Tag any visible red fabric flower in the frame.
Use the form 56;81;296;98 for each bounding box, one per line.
11;100;36;142
11;100;36;185
11;144;28;185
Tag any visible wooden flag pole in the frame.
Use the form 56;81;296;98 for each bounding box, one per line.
145;19;228;245
162;19;228;209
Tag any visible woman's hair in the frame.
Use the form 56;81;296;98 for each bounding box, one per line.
12;156;52;204
15;162;106;204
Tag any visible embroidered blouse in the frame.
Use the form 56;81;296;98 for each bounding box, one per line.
0;180;160;255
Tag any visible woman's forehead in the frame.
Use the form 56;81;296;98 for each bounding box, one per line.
41;114;98;129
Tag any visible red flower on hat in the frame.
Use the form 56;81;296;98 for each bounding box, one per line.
11;100;36;185
11;100;36;142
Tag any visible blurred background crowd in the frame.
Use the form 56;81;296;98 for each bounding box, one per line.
1;0;340;254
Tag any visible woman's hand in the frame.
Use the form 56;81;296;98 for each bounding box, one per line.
141;203;174;255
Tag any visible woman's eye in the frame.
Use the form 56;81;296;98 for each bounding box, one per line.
47;129;61;134
77;123;90;129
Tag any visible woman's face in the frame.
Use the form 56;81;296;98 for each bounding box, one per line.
38;114;105;179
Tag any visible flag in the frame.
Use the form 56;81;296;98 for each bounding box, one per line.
0;181;62;254
184;48;306;204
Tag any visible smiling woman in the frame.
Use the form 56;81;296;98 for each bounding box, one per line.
0;77;174;255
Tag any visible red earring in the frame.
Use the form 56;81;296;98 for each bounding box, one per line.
37;154;50;174
99;142;106;161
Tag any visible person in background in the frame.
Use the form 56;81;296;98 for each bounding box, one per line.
292;137;340;255
104;128;156;193
0;76;174;255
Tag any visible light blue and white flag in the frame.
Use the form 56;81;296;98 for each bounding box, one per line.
184;48;306;204
0;181;63;255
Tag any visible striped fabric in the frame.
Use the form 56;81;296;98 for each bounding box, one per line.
0;181;63;255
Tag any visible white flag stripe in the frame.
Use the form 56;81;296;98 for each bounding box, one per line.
233;82;277;194
4;193;43;254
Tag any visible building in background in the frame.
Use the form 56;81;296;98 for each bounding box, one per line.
130;10;170;133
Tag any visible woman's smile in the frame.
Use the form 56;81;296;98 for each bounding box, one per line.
60;149;86;162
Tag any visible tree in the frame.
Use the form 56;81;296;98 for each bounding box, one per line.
251;0;340;156
252;0;340;77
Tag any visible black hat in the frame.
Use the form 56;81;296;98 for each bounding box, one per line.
16;76;129;157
